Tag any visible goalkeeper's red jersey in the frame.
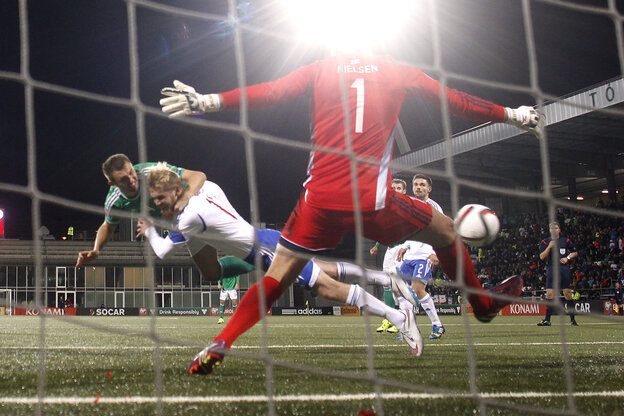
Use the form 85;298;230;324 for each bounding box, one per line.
221;55;505;212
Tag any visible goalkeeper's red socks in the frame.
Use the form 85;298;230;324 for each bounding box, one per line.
435;239;493;315
214;275;282;347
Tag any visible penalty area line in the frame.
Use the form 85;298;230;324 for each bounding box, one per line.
1;391;624;405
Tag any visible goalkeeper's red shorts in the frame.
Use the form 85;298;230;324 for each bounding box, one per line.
279;189;433;254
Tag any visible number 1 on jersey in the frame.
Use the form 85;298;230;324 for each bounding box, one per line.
351;78;364;133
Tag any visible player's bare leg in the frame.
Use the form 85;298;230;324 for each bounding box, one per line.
189;244;220;280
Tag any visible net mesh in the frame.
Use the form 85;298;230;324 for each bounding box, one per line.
1;0;624;415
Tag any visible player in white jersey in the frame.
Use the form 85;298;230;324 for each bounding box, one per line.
136;164;423;356
76;154;206;268
396;174;445;339
368;178;408;333
75;154;257;284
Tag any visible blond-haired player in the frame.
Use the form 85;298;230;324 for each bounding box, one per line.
137;164;423;368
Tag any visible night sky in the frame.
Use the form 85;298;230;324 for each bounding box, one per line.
1;0;622;240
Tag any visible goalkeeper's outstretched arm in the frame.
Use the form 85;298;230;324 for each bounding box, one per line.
160;78;545;138
504;105;545;139
160;80;222;118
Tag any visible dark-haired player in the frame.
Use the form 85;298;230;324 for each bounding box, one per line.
75;153;255;281
537;222;579;326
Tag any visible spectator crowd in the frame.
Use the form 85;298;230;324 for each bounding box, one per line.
428;207;624;302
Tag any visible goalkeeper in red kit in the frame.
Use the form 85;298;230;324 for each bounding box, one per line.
160;53;544;374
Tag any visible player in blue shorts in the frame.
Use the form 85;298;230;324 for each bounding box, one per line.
395;174;446;339
136;164;423;364
397;242;445;339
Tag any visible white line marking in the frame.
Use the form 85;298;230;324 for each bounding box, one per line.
1;391;623;405
1;340;622;350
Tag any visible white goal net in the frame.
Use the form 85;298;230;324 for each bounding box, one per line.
0;0;623;415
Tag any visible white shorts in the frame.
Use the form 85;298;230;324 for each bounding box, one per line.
383;245;402;273
220;289;238;302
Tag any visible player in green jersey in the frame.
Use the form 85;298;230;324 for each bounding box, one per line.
75;154;253;281
217;275;240;324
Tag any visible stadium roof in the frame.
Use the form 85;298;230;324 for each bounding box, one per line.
394;77;624;201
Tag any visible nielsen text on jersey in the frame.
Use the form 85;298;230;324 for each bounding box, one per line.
336;64;379;74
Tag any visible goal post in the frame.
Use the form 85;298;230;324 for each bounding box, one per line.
0;289;12;315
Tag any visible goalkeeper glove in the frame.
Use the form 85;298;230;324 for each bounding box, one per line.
504;106;545;139
160;80;222;118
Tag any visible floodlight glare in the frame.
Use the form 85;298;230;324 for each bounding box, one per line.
283;0;416;52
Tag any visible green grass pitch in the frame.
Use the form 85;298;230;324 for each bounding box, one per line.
0;314;622;415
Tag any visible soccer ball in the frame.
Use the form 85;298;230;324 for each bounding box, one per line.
454;204;500;247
